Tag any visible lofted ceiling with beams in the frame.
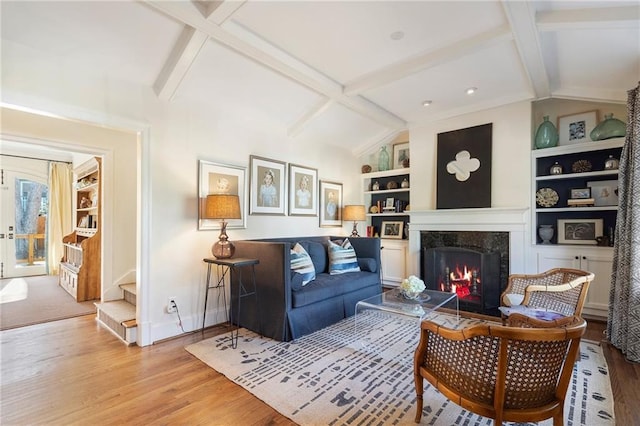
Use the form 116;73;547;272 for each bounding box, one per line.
1;1;638;156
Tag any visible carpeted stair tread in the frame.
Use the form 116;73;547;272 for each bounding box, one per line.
95;300;135;323
119;283;136;295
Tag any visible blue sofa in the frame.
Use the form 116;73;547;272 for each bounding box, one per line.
231;236;382;341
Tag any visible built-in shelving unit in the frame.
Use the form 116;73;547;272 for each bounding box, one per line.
59;157;102;301
362;168;410;237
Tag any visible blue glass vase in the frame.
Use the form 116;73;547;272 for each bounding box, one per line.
535;116;559;149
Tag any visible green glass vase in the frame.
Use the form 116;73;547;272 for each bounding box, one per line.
590;113;626;141
534;116;559;149
378;146;390;171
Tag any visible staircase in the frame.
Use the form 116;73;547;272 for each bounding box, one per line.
95;283;137;345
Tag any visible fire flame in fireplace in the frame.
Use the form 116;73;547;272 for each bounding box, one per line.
439;264;481;299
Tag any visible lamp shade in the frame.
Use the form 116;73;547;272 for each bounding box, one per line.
342;205;366;221
205;194;241;219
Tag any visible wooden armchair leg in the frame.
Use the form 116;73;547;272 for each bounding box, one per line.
414;375;423;423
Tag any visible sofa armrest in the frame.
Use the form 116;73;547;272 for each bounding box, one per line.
232;240;292;341
344;237;381;268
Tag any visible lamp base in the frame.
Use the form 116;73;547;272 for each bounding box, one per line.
212;220;235;259
212;240;235;259
350;222;360;238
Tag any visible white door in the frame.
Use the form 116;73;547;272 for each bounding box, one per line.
0;158;48;278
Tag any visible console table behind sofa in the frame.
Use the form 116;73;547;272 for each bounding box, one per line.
232;236;382;341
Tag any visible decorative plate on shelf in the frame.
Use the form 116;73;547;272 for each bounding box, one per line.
536;187;559;207
571;159;592;173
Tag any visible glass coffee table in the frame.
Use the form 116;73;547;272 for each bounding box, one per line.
354;288;458;353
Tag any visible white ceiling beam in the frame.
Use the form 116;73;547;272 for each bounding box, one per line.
501;0;550;99
287;98;333;138
192;0;247;24
344;26;513;96
153;26;209;101
144;0;406;129
537;6;640;31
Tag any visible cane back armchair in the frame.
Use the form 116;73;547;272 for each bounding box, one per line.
413;315;586;425
501;268;594;317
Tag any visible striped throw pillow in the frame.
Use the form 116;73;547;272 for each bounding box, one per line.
328;238;361;275
291;243;316;285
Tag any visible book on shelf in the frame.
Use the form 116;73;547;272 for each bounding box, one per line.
567;198;595;207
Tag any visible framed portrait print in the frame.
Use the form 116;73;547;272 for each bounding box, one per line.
392;142;409;169
381;221;404;239
288;163;318;216
249;155;287;215
558;111;597;146
198;160;247;230
319;180;342;227
557;219;603;245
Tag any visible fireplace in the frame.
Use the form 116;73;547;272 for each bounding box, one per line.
420;230;509;317
423;246;501;316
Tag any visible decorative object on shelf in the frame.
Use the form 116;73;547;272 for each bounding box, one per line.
399;275;426;300
570;188;591;199
378;146;390;171
568;188;594;207
534;115;559;149
604;155;619;170
557;218;603;245
536;187;559;207
204;194;241;258
590;113;627;141
371;180;380;191
79;197;92;209
381;220;404;239
369;205;378;214
404;204;410;211
550;161;563;175
557;111;597;145
596;235;611;247
342;205;366;237
401;178;410;188
392;141;409;169
386;180;398;190
571;159;592;173
361;164;372;173
538;225;554;244
587;180;619;206
402;158;410;168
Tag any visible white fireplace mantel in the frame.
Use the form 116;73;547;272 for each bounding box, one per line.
407;207;530;275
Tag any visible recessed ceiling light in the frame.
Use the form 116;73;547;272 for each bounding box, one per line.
466;87;477;95
390;31;404;41
422;100;432;107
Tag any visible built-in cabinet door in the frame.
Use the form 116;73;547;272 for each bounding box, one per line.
380;239;407;286
536;246;613;319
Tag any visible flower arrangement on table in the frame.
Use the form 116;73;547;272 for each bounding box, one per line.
400;275;426;300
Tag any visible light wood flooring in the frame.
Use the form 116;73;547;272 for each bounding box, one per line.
1;315;638;425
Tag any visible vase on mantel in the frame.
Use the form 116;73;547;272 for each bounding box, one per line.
538;225;554;244
535;116;559;149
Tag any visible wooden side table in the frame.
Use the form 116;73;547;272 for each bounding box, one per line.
203;257;260;348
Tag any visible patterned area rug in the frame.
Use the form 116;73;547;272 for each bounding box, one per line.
186;312;614;425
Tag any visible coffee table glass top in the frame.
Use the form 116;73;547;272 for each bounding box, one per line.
356;288;458;320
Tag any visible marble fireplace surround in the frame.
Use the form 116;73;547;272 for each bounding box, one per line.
408;207;530;277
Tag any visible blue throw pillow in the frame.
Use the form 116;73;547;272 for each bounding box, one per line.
328;238;361;275
299;240;327;274
357;257;377;273
291;243;315;285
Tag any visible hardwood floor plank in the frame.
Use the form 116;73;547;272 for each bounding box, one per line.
1;315;638;425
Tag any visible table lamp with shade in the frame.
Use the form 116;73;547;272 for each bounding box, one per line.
342;205;366;237
204;194;241;259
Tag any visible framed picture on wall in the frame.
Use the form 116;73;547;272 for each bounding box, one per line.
288;163;318;216
198;160;247;230
319;180;342;227
249;155;287;215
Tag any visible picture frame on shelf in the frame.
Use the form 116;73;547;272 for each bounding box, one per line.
557;111;597;146
288;163;318;216
557;218;603;245
392;142;409;169
587;180;619;206
319;180;342;227
381;221;404;239
249;155;287;215
570;188;591;199
198;160;247;230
